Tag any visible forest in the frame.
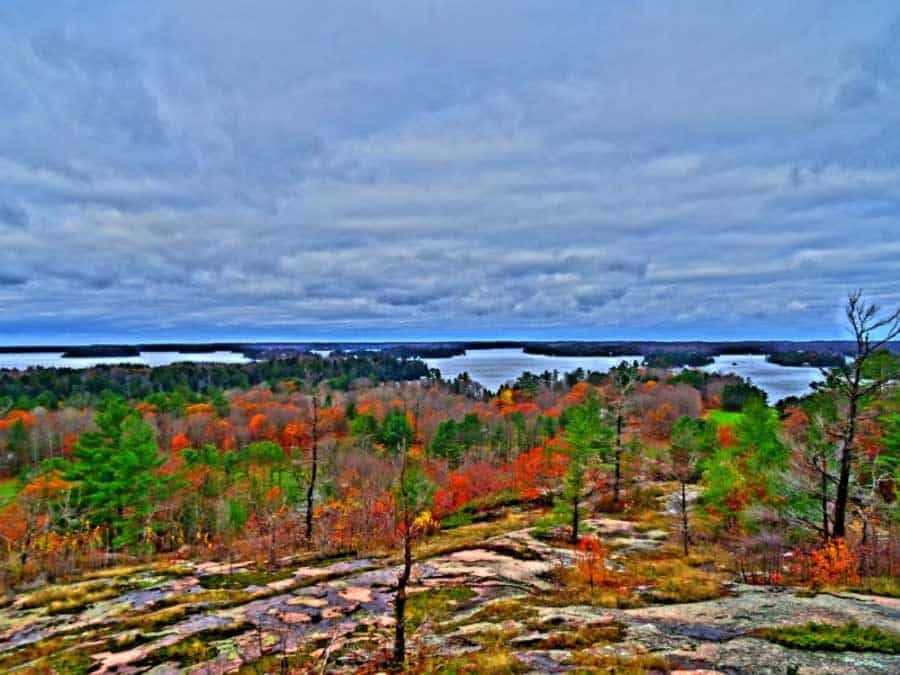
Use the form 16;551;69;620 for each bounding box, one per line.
0;292;898;673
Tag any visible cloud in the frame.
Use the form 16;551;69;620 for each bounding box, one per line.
832;18;900;110
0;2;898;342
0;200;28;227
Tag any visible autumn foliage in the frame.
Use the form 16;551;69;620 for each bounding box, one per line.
575;535;608;589
806;539;860;587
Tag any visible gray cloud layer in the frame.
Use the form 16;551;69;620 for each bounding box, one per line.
1;1;898;342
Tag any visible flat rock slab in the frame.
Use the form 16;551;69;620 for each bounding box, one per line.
3;507;898;675
623;587;900;636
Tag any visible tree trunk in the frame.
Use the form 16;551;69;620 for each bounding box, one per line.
833;391;858;538
820;455;829;540
393;513;412;664
571;495;579;544
681;480;689;556
269;518;277;568
305;396;318;548
613;411;623;504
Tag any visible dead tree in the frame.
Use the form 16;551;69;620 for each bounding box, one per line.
828;291;900;538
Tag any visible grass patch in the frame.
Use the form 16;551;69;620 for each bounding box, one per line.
408;586;477;631
565;650;671;673
530;509;572;541
0;627;111;672
537;586;645;610
755;621;900;654
482;542;544;561
19;579;123;614
237;653;313;675
705;409;745;427
630;557;726;604
45;587;121;615
19;581;105;609
0;636;69;671
123;603;191;631
0;478;19;506
849;576;900;598
310;552;357;568
136;620;251;667
544;547;727;609
706;407;778;427
628;510;671;533
414;510;541;559
82;561;191;581
417;647;528;674
623;484;667;515
459;597;538;626
138;637;214;667
199;567;294;589
161;588;259;607
534;623;626;649
47;648;96;674
440;510;474;529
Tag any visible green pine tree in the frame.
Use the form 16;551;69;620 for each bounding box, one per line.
67;397;167;551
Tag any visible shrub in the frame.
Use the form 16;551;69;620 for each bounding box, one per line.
575;536;608;590
808;539;859;587
756;622;900;654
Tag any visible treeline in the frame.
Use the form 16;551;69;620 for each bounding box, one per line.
644;352;715;368
0;354;433;411
767;351;845;368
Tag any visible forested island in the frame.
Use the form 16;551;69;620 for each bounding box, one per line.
766;350;846;368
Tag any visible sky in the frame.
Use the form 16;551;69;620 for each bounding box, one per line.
1;1;898;344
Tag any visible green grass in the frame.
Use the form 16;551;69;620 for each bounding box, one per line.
407;586;477;631
705;407;778;428
849;576;900;598
704;409;745;427
755;621;900;654
455;597;538;627
0;478;19;506
198;568;294;589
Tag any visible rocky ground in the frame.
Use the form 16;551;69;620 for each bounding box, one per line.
1;509;897;674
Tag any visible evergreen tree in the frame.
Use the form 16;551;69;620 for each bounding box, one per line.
702;398;786;530
67;397;167;550
429;419;463;467
379;409;414;453
560;393;612;543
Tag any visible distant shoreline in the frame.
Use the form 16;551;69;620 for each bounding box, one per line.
0;340;896;361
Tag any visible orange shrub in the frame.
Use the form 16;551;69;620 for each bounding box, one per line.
576;535;608;589
808;539;859;587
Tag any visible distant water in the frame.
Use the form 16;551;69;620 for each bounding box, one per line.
702;354;824;402
0;350;250;370
425;348;826;402
424;348;642;392
0;348;826;403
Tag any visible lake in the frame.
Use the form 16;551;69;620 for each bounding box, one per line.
702;354;824;402
0;350;250;370
425;348;825;402
424;348;643;391
0;347;826;403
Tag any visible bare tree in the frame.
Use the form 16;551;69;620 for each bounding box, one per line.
609;361;640;505
827;290;900;538
392;443;434;665
784;410;837;539
669;417;714;555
